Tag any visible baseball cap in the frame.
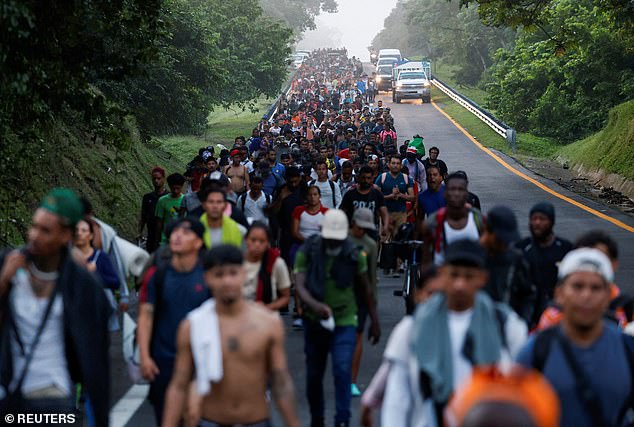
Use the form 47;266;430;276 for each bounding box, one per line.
352;208;376;231
230;149;240;157
487;206;520;245
558;247;613;283
321;209;349;240
39;188;84;227
406;146;417;155
168;216;205;240
445;239;486;268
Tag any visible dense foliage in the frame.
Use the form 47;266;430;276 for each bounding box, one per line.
0;0;293;179
260;0;337;32
373;0;634;141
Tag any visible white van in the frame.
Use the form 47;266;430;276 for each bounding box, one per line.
378;48;402;63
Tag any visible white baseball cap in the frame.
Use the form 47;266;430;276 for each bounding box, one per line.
321;209;349;240
558;248;614;283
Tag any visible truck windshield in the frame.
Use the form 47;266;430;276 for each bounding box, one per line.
378;66;393;75
400;72;425;80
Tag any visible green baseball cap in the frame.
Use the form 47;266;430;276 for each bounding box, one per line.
39;188;84;226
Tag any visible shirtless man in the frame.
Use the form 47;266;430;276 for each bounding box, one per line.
224;149;249;196
162;245;299;427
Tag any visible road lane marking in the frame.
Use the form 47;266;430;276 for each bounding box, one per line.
110;384;149;427
430;100;634;234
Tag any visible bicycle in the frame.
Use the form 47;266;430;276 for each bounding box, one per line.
393;239;425;315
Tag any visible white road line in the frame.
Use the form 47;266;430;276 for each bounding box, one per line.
109;384;149;427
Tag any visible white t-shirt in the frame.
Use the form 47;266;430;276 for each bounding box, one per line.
243;257;291;301
238;191;270;225
310;179;342;209
9;269;72;396
448;308;474;390
292;205;329;240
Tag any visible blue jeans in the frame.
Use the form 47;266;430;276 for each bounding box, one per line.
304;322;357;426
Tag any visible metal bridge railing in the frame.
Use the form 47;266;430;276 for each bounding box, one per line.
431;77;517;152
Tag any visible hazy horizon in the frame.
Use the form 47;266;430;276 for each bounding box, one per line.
297;0;400;61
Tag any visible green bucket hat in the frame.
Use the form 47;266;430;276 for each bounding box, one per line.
39;188;84;227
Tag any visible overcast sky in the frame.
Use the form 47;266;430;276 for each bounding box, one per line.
297;0;400;61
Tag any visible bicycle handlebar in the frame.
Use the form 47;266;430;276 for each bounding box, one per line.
394;240;425;246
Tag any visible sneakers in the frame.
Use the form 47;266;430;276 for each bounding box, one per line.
351;383;361;397
292;317;303;330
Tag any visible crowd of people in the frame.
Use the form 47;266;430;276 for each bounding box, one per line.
1;47;634;427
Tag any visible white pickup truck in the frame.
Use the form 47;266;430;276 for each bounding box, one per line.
392;61;432;103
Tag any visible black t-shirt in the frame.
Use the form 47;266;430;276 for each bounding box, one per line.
340;188;385;227
423;158;449;178
142;190;168;244
516;236;573;307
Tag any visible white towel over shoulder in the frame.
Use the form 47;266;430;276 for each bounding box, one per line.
188;299;223;396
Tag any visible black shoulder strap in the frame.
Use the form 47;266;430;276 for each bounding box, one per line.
9;281;59;396
555;330;606;427
329;180;336;206
240;193;247;211
618;334;634;424
531;326;558;373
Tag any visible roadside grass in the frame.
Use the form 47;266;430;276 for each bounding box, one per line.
431;87;561;159
0;123;182;246
431;61;489;107
154;97;272;164
558;100;634;180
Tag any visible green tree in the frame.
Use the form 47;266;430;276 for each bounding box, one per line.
259;0;337;32
486;0;634;140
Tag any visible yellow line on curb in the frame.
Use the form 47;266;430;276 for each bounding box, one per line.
430;100;634;234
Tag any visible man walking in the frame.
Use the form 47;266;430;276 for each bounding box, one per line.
423;146;448;179
339;165;389;241
411;239;527;425
480;205;535;324
295;209;381;427
515;202;572;326
416;164;445;220
0;188;111;425
348;208;379;397
517;248;634;427
310;160;342;209
155;173;186;247
162;245;300;427
139;166;168;253
199;187;245;249
137;217;210;425
420;172;485;267
375;155;414;257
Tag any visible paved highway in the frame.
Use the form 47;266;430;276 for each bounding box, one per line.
109;88;634;427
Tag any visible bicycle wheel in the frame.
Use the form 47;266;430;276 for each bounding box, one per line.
405;265;418;314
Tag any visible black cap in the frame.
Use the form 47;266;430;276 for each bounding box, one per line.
445;239;486;268
530;202;555;224
487;205;520;245
167;216;205;240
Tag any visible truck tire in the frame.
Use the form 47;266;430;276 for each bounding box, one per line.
392;91;396;103
396;96;401;104
425;95;432;103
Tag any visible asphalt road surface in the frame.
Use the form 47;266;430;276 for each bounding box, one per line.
109;87;634;427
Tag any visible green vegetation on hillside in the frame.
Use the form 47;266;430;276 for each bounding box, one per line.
0;126;181;247
559;100;634;180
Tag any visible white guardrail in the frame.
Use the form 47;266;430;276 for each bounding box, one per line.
431;77;517;152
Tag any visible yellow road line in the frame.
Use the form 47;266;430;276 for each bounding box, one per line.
430;100;634;234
